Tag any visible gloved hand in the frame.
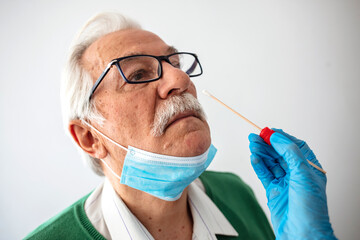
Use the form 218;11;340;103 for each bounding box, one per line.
249;129;337;240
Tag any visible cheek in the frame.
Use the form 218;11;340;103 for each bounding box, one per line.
123;94;154;121
102;91;156;136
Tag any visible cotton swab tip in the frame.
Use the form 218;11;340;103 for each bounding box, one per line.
202;89;212;97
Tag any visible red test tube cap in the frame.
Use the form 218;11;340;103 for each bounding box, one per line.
260;127;275;145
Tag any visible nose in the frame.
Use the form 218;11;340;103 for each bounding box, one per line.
157;61;191;99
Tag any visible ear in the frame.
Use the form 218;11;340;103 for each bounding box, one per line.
68;120;107;159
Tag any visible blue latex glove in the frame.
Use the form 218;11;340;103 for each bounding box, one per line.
249;129;336;239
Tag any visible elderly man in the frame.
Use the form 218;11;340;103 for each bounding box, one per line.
26;12;336;240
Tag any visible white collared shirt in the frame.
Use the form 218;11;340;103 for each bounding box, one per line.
85;178;238;239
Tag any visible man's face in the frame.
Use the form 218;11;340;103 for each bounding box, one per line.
81;29;211;165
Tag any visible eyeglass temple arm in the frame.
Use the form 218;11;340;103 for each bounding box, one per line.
88;60;117;100
186;60;198;75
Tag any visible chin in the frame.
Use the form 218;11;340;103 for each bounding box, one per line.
158;129;211;157
183;129;211;155
160;119;211;156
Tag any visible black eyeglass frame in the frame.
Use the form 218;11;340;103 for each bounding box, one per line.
88;52;203;100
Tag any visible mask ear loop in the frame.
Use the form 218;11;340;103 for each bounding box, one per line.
99;157;122;180
82;121;128;152
82;121;128;180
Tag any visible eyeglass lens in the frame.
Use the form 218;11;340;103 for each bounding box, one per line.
118;53;200;83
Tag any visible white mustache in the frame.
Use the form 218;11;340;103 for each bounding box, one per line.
151;93;206;137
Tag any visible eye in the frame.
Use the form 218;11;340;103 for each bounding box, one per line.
127;69;147;82
171;60;181;69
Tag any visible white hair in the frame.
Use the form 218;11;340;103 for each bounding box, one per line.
61;12;141;176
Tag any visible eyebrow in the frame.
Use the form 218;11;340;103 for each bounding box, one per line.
167;46;178;54
120;46;178;58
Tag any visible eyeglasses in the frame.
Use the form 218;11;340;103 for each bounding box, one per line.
88;52;203;100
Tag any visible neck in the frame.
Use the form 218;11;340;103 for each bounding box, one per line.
111;177;193;240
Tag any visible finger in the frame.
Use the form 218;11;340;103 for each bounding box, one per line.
249;133;267;146
249;134;286;178
277;156;289;174
272;128;304;146
249;133;280;163
269;132;307;172
271;129;324;172
272;128;316;161
269;162;287;178
250;154;275;189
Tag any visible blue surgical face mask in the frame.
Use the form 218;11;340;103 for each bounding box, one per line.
83;122;216;201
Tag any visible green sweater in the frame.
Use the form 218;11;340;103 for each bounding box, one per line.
25;171;274;240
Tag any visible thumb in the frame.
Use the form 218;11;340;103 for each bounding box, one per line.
270;132;307;172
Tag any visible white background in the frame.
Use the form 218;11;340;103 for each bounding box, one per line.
1;0;359;239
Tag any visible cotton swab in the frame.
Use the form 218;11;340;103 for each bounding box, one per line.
202;89;326;174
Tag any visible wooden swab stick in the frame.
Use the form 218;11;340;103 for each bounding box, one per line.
202;90;262;131
202;89;327;174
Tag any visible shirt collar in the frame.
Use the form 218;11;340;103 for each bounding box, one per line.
100;178;238;240
101;178;154;240
188;180;238;239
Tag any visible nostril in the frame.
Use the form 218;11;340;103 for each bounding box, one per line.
167;88;180;96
